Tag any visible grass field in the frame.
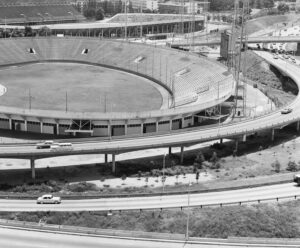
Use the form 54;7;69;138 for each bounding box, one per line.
0;63;163;113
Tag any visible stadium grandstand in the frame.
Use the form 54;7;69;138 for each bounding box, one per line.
0;37;234;137
0;0;85;25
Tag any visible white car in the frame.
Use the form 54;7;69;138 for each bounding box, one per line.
281;108;292;114
36;140;55;149
37;194;61;204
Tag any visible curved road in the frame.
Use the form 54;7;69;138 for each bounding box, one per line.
0;183;298;212
0;53;298;158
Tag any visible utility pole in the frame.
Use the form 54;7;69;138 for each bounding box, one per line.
185;182;192;240
124;0;128;40
65;91;68;112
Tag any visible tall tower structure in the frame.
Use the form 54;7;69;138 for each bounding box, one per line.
230;0;249;118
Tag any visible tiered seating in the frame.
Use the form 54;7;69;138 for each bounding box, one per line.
108;13;194;24
0;2;84;24
0;38;234;108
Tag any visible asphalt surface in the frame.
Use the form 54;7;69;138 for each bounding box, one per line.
1;226;300;248
0;183;298;212
0;52;298;157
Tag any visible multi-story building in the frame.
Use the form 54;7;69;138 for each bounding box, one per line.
159;0;209;14
130;0;158;12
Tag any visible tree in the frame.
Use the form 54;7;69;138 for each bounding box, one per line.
195;171;200;184
24;26;33;37
194;151;205;169
95;8;104;20
272;160;281;173
210;152;219;164
277;3;290;14
287;161;298;172
38;26;51;37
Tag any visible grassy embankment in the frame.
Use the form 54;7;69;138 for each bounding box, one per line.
2;200;300;239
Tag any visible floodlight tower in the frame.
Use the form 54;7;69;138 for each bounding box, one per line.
231;0;250;118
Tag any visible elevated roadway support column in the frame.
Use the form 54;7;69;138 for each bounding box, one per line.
169;147;172;155
112;153;116;174
297;121;300;132
242;134;247;142
271;129;275;142
104;154;108;164
220;138;223;144
30;158;35;180
235;139;239;152
180;146;184;164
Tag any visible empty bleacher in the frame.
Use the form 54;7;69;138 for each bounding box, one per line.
0;0;84;25
0;38;234;108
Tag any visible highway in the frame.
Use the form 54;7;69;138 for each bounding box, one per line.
0;183;298;212
0;51;299;247
170;35;300;47
0;52;298;158
3;226;299;248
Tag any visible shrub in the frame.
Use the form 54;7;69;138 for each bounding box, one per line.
67;182;98;192
271;160;281;173
287;161;298;172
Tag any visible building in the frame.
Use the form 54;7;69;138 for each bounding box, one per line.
130;0;159;12
159;0;209;14
158;1;185;14
0;0;84;25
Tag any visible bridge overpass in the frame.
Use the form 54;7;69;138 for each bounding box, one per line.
0;51;299;179
170;35;300;48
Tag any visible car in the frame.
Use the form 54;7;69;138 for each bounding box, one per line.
281;108;292;114
36;140;54;149
50;142;73;152
37;194;61;204
273;55;278;59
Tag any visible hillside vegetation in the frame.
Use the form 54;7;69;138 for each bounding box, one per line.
2;201;300;238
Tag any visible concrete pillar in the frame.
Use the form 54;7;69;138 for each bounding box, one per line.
220;138;223;144
56;123;59;135
112;153;116;174
40;122;43;133
242;134;247;142
296;42;300;56
271;129;275;142
235;139;239;151
180;146;184;164
141;123;144;135
169;147;172;155
104;154;108;164
30;158;35;179
108;123;111;137
169;120;172;131
155;121;158;133
297;121;300;132
124;124;128;136
9;118;12;130
24;120;28;131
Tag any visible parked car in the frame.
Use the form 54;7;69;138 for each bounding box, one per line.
281;108;292;114
37;194;61;204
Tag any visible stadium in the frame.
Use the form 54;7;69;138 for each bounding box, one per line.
0;37;234;137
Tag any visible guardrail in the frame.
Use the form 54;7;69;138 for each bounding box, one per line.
1;215;300;247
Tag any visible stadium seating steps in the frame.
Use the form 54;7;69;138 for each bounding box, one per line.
0;38;233;107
